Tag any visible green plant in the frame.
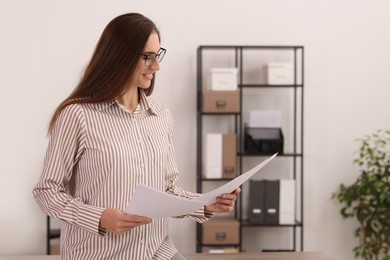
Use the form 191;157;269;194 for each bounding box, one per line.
333;129;390;260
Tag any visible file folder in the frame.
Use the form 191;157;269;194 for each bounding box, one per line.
248;180;265;224
264;180;280;225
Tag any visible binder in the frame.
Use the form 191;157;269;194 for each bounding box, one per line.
249;179;294;225
264;180;280;225
248;180;265;224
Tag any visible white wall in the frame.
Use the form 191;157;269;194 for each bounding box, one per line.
1;1;389;259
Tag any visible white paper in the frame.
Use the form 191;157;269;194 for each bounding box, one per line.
248;110;281;128
125;153;277;218
125;184;206;218
194;153;277;205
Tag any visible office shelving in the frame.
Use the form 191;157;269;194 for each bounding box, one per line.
196;45;304;252
46;216;60;254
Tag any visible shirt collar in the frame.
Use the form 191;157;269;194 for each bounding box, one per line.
94;90;158;115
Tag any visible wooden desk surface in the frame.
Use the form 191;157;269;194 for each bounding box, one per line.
0;252;332;260
0;257;60;260
185;252;332;260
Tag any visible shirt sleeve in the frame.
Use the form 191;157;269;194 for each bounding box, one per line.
163;110;213;223
32;104;106;236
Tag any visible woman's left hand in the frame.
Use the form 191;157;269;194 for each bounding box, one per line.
204;187;241;213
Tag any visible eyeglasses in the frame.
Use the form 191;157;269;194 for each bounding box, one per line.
141;47;166;66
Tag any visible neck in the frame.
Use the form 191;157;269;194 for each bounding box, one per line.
117;88;139;112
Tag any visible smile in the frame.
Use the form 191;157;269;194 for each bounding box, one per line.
144;73;154;80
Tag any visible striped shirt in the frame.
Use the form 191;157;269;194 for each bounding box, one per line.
33;90;211;260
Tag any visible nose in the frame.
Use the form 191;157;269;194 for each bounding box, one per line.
149;59;160;70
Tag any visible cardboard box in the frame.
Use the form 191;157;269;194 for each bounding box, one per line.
50;243;60;255
209;67;238;91
202;90;240;113
222;134;237;179
202;218;240;245
204;134;237;179
265;62;294;85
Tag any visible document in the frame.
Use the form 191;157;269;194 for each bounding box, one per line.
193;153;277;205
125;153;277;218
125;184;206;218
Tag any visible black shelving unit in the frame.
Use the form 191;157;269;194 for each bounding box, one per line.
46;216;60;254
196;45;304;253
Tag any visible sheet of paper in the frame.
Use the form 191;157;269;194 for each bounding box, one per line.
193;153;277;205
125;153;277;218
125;184;206;218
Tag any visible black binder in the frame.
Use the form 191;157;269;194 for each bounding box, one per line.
264;180;280;224
248;180;265;224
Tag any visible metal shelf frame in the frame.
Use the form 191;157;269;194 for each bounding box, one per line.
196;45;304;253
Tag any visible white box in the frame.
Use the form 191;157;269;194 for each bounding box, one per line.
204;133;222;178
266;63;294;85
247;110;281;128
209;68;238;90
279;179;295;224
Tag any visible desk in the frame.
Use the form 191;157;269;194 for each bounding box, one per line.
0;252;332;260
185;252;332;260
0;257;60;260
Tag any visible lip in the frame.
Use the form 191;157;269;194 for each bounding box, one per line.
143;73;154;80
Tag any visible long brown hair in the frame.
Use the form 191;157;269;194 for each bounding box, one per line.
48;13;160;133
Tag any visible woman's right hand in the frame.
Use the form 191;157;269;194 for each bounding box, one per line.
99;208;152;234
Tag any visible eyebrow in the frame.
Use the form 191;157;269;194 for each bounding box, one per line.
143;48;162;54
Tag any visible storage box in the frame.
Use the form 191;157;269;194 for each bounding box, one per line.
247;110;281;128
204;134;237;179
244;127;284;154
222;134;237;179
209;67;238;90
202;218;240;245
279;179;296;225
50;243;60;255
265;62;294;85
202;90;240;113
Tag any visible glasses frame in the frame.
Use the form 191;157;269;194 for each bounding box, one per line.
141;47;166;66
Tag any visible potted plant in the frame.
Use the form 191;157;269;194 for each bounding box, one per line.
333;129;390;260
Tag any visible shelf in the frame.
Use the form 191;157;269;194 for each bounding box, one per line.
241;219;302;227
200;243;240;247
199;112;240;116
49;229;60;239
239;152;302;157
240;84;303;88
262;249;296;252
198;45;303;50
199;177;237;181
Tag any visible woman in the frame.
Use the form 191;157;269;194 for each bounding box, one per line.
33;13;240;260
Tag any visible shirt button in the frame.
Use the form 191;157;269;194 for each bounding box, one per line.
140;239;144;244
140;164;144;168
137;139;142;144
